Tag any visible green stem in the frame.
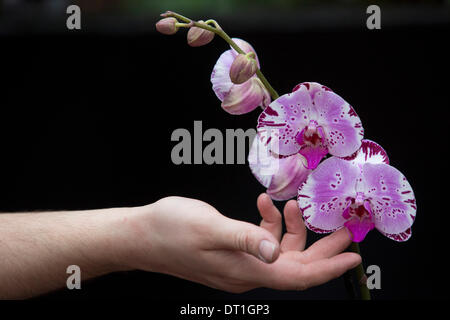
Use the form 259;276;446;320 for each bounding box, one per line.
343;270;356;300
350;242;371;300
255;70;278;100
162;11;279;100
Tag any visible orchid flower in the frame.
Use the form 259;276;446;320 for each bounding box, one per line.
211;38;271;115
248;133;311;201
298;140;416;242
257;82;364;170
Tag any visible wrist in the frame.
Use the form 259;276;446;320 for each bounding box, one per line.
109;202;159;272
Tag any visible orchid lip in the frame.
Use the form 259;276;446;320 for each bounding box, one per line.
342;196;375;242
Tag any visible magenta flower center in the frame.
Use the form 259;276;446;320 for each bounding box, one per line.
344;193;372;220
295;120;325;147
347;202;370;220
342;193;376;242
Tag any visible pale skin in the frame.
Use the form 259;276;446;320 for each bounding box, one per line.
0;194;361;299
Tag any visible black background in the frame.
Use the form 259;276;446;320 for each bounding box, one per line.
0;5;449;301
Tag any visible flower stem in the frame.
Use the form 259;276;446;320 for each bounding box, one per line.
343;270;356;299
161;11;280;100
255;70;279;100
350;242;371;300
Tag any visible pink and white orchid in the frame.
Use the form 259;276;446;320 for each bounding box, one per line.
211;38;271;115
257;82;364;169
248;134;311;201
298;140;416;242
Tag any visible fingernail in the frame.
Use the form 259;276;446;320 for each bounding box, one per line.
258;240;276;263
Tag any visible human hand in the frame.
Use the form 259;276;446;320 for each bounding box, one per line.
121;194;361;293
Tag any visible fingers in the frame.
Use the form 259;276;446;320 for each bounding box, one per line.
297;253;362;290
280;200;306;252
258;251;361;291
257;193;282;241
301;228;353;264
212;215;280;264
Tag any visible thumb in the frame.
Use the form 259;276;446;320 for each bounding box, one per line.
212;216;280;263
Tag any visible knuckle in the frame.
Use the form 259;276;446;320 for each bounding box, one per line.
234;229;252;253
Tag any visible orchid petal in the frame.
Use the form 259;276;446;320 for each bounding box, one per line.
362;163;416;241
292;82;327;100
344;139;389;165
312;87;364;157
249;135;311;201
222;77;270;115
257;88;315;156
211;49;235;101
380;227;413;242
298;157;360;233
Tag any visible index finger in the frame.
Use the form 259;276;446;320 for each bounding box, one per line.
298;252;362;290
301;228;353;264
257;193;282;241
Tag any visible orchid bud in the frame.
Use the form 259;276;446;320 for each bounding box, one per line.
156;17;178;35
229;52;258;84
187;21;215;47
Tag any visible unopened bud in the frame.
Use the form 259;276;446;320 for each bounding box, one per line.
187;21;215;47
156;17;178;35
229;52;258;84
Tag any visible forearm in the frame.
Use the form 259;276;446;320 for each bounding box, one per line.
0;207;136;299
